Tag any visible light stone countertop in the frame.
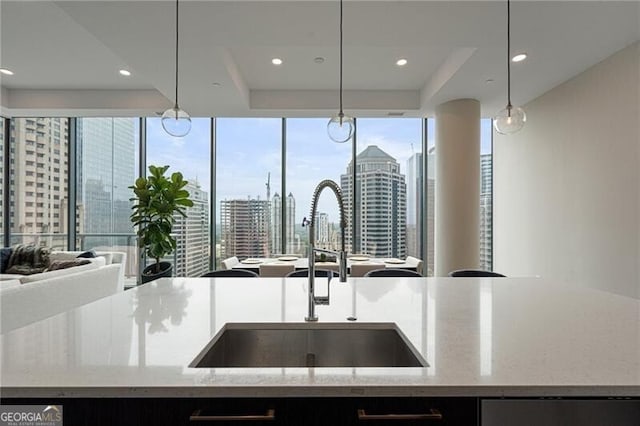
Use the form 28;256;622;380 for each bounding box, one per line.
1;277;639;398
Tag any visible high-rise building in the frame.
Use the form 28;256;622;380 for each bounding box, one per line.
311;212;340;252
82;179;112;236
220;197;270;260
271;192;296;254
406;151;423;258
9;118;70;249
285;192;296;254
314;212;330;249
76;118;136;247
173;180;210;277
341;145;407;258
271;193;281;254
425;147;435;276
480;154;493;271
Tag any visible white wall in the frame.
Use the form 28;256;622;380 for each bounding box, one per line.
494;42;639;299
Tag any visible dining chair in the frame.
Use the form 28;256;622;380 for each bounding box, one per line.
259;263;295;277
448;269;506;277
350;263;384;277
405;256;424;276
365;268;423;277
313;262;340;272
201;269;258;278
286;269;339;278
221;256;239;270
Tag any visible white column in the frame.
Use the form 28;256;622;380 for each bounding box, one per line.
435;99;481;276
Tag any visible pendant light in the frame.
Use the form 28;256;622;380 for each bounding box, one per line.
493;0;526;135
162;0;191;137
327;0;354;143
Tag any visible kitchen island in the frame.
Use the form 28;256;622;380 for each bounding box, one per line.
1;277;639;424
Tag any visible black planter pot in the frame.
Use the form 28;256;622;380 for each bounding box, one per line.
141;261;173;284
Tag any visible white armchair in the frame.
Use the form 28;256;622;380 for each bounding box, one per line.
405;256;424;276
221;256;240;270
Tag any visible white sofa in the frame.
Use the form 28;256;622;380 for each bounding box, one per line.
0;251;126;334
48;251;127;290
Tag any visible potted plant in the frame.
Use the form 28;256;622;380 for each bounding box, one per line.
130;165;193;283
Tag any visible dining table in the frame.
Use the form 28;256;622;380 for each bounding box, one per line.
230;255;417;274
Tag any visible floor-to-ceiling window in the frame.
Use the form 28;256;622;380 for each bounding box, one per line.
146;117;211;277
286;118;352;256
425;118;435;276
0;115;493;278
9;118;70;250
215;118;281;267
76;117;139;278
479;118;493;271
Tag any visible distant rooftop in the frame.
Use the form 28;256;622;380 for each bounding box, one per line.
357;145;396;162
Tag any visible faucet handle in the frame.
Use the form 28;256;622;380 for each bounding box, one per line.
314;296;330;306
313;271;331;306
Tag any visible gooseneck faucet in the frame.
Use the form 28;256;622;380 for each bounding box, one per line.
302;179;347;321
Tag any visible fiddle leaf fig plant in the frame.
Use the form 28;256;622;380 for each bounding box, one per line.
130;165;194;274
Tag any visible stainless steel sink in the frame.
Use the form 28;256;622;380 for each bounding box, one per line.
190;322;427;368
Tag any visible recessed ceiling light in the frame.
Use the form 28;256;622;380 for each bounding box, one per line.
212;82;221;87
119;69;131;76
512;53;527;63
396;58;408;66
314;57;325;64
272;58;283;66
0;68;14;75
486;78;494;84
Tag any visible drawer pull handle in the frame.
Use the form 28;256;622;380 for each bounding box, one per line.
357;408;442;421
190;408;275;422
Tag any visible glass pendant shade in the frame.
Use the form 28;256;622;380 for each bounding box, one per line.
327;114;354;143
161;106;192;137
162;0;190;137
493;105;526;135
327;0;353;144
493;0;525;136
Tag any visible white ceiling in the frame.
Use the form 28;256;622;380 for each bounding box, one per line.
1;0;638;118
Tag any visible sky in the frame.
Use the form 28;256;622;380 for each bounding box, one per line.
146;117;493;223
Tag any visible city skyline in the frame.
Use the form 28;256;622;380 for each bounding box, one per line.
146;118;493;224
183;128;491;270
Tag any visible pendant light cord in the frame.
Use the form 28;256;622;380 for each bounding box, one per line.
339;0;344;116
506;0;511;110
174;0;180;108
